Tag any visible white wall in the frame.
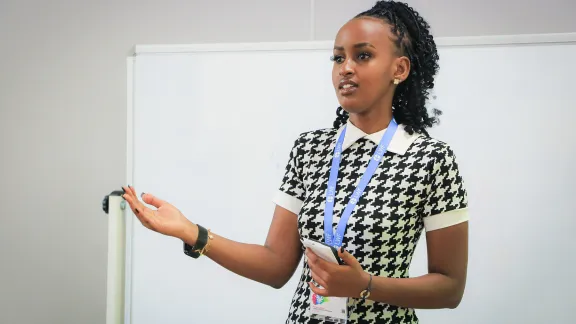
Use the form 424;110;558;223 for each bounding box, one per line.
0;1;574;323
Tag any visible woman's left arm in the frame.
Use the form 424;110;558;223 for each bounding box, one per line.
363;221;468;309
307;221;468;309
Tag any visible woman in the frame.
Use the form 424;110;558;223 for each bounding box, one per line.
122;1;469;323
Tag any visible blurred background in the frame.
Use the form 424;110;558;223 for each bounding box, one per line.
1;1;575;323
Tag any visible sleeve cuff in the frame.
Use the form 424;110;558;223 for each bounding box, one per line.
424;208;469;232
272;190;303;215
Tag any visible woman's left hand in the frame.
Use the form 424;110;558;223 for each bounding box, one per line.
306;247;371;298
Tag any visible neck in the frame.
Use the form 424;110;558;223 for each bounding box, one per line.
348;106;393;134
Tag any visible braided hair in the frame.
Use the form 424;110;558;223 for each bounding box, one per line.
332;0;441;136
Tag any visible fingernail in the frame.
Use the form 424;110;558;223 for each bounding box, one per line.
122;187;126;193
340;247;345;253
141;192;145;198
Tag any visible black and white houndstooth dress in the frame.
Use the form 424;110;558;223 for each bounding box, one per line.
273;120;469;324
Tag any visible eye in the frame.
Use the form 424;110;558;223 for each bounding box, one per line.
358;52;371;60
330;55;344;64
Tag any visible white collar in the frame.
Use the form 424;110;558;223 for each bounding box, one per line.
335;119;422;155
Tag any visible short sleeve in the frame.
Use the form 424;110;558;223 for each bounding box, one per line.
272;135;306;215
421;144;469;232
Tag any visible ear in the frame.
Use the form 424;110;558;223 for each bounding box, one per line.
392;56;411;84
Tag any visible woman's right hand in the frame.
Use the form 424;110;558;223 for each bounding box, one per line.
122;185;198;243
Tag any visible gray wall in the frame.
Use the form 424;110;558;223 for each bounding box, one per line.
0;1;574;323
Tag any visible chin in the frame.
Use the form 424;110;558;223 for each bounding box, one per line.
338;99;368;115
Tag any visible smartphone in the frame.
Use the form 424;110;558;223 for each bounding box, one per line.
303;238;344;265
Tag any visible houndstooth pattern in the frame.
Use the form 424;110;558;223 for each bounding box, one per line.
278;127;468;324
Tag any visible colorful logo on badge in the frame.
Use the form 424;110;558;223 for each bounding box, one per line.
312;293;329;305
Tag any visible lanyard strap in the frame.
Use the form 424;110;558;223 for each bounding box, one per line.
324;119;398;247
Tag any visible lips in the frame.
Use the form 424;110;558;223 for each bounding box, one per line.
339;79;358;95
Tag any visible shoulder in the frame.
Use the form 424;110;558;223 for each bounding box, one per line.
296;127;337;142
411;134;461;164
290;127;337;153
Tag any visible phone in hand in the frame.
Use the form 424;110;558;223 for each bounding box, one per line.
303;238;344;265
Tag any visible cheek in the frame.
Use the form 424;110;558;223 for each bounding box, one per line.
361;67;390;93
332;68;340;88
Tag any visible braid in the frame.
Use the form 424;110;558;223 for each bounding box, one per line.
332;0;441;136
333;106;349;128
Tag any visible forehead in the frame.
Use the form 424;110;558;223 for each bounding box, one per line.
334;17;394;48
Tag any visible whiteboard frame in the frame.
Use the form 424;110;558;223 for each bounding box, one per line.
119;32;576;324
123;56;135;324
132;32;576;55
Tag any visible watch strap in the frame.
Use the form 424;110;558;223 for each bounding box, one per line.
183;224;208;259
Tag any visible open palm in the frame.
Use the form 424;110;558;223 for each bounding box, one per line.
122;185;194;240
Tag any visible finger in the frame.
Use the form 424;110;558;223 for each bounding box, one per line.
122;186;133;199
124;193;153;219
306;249;320;269
135;195;153;216
308;282;328;297
305;248;316;261
125;195;158;231
338;247;362;269
125;188;155;216
306;248;326;264
310;270;328;288
308;250;331;271
123;193;148;224
308;260;330;284
123;185;133;196
123;186;139;206
123;193;142;216
128;185;137;197
142;193;167;208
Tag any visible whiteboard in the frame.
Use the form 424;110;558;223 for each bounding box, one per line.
125;34;576;324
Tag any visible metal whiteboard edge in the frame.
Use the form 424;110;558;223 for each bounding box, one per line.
124;56;135;324
436;32;576;47
134;40;334;54
132;33;576;55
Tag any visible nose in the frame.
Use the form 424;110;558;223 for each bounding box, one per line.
338;58;355;77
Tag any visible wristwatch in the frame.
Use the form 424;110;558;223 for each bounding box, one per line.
183;224;209;259
360;274;373;300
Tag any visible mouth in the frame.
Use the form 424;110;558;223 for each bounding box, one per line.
338;80;359;95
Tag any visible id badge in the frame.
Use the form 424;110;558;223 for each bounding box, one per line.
308;291;347;323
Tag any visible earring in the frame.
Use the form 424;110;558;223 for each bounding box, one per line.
393;78;400;85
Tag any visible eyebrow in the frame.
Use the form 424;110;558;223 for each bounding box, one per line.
334;42;376;51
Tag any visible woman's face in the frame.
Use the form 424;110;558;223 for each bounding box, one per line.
331;17;409;115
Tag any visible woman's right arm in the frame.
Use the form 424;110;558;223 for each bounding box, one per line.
122;186;303;289
182;205;303;289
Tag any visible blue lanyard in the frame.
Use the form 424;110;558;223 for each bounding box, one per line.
324;119;398;247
